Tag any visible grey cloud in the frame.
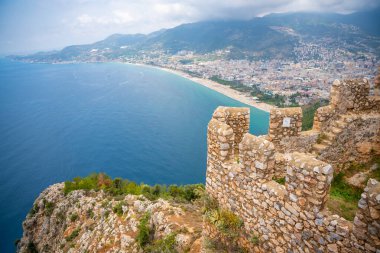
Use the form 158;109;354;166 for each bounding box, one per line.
0;0;379;54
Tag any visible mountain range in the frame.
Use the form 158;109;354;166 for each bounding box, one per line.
12;8;380;62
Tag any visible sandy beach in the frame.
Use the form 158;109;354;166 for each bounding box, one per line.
132;63;275;113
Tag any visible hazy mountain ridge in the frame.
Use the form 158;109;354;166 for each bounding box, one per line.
12;9;380;62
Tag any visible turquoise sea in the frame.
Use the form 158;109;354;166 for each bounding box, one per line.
0;59;269;252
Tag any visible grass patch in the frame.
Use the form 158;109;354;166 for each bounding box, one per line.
330;172;362;202
326;196;358;221
328;172;362;220
64;173;204;203
301;100;329;131
327;155;380;220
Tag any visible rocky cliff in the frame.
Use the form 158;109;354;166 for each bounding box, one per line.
17;183;203;253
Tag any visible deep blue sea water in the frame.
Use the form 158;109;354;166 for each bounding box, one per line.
0;59;269;252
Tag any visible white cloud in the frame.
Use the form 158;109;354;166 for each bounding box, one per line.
0;0;379;53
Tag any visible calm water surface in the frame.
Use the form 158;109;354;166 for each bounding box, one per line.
0;59;269;252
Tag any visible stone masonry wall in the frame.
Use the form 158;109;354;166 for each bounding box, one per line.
268;107;302;144
212;106;250;154
313;105;335;132
205;107;380;253
277;130;319;153
317;113;380;165
330;79;371;113
314;78;380;133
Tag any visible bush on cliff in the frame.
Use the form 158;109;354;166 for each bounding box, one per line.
63;173;204;203
137;212;152;248
203;195;243;238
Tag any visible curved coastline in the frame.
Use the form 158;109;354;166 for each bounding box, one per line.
127;63;275;113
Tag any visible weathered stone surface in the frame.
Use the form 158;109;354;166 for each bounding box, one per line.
205;100;380;252
17;184;203;253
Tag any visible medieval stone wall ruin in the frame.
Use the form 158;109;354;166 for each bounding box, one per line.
204;77;380;252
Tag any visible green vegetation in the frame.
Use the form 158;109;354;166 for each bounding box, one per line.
112;201;125;217
345;154;380;181
43;199;55;216
70;213;78;222
137;212;152;249
65;228;80;242
64;173;204;203
328;155;380;220
328;172;362;220
56;211;65;224
203;195;243;239
29;203;39;217
301;100;329;131
136;212;179;252
145;233;178;253
27;242;38;253
330;172;362;203
86;209;94;219
273;177;286;185
210;76;287;107
250;234;260;245
211;75;330;130
178;59;193;65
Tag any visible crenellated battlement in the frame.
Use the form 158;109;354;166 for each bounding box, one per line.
204;76;380;252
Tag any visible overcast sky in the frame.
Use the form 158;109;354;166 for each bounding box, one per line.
0;0;379;54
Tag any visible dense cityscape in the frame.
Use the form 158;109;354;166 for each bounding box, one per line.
117;45;379;106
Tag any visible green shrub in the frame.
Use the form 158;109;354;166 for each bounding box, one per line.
145;233;178;253
56;211;65;224
65;228;80;242
204;195;243;238
137;212;152;248
250;235;260;245
63;173;204;203
273;177;285;185
29;204;39;217
86;209;94;219
43;199;55;216
112;202;125;217
27;242;38;253
70;213;78;222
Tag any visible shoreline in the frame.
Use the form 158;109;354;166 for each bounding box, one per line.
130;63;275;113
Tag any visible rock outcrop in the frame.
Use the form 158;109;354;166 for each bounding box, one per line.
17;183;203;253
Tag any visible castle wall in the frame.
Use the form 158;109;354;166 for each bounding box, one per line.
330;79;371;113
314;78;380;133
317;113;380;165
277;130;319;153
205;107;380;253
212;106;250;153
268;107;302;144
313;105;335;132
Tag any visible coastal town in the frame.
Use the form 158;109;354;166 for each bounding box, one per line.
119;46;378;107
